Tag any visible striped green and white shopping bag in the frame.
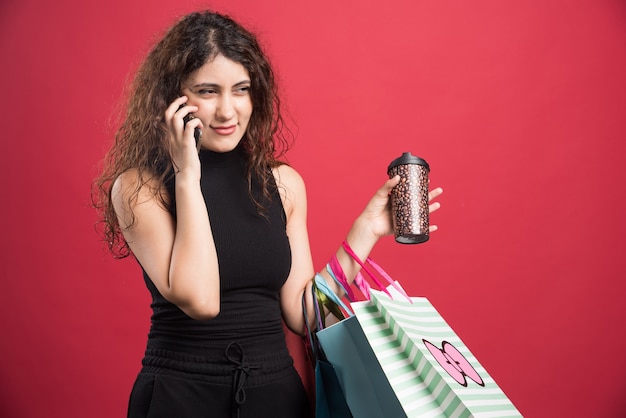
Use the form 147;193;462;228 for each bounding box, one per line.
350;287;522;417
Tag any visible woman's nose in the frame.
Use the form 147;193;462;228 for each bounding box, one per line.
215;94;235;121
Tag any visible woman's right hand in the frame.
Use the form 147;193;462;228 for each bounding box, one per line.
112;96;219;320
164;96;204;178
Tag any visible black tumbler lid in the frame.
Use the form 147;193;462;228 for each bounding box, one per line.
387;152;430;172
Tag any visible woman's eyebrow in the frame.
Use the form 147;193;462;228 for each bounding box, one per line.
190;82;219;88
191;80;250;88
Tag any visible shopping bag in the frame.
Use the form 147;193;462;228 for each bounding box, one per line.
316;315;407;418
349;286;523;417
315;261;413;418
314;359;353;418
304;280;353;418
313;245;521;417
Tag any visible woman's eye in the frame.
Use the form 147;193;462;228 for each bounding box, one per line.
198;89;217;95
235;86;250;94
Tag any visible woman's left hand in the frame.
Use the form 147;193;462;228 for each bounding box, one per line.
359;176;443;240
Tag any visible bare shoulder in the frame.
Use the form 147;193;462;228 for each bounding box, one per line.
272;164;307;218
111;168;169;228
273;163;305;189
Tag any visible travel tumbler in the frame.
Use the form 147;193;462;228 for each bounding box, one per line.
387;152;430;244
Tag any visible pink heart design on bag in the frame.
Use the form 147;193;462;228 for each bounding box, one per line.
423;340;485;387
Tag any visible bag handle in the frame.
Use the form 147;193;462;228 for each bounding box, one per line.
302;279;351;365
302;284;322;365
328;256;358;302
341;240;411;302
316;273;354;316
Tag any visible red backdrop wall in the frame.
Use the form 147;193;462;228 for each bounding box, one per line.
1;0;625;417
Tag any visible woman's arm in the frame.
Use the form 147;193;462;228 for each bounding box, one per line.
111;97;220;320
275;164;316;334
277;164;443;335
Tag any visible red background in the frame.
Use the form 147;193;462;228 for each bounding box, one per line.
2;0;625;417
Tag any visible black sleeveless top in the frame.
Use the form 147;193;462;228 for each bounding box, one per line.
140;146;294;380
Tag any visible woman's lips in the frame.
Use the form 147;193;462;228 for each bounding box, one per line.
211;125;237;135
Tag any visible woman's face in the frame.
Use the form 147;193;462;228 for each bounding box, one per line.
181;54;253;153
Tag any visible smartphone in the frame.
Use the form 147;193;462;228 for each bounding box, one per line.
178;104;202;146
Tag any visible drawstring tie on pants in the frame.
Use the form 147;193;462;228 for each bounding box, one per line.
225;342;260;418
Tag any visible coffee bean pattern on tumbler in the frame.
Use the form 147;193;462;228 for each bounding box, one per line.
387;152;430;244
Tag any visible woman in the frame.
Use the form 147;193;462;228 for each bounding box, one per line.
93;10;443;418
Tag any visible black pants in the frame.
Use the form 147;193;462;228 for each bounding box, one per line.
128;364;311;418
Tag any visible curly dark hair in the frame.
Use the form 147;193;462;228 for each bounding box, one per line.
92;10;291;258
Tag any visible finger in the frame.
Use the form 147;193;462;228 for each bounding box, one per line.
164;96;189;121
428;187;443;201
185;116;203;132
428;201;441;214
177;104;199;120
185;117;204;144
381;175;401;195
428;224;439;233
